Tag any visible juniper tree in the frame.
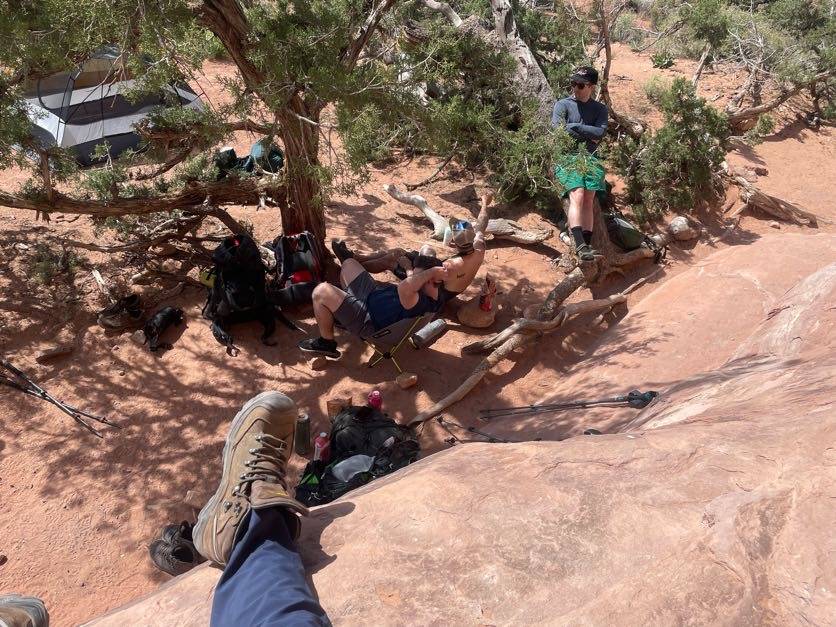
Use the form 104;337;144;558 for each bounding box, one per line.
0;0;587;251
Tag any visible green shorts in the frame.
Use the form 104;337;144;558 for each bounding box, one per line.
555;154;606;196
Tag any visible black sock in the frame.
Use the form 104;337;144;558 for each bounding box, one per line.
317;337;337;349
570;226;586;248
582;230;593;246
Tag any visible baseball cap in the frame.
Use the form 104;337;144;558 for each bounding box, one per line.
442;218;476;250
570;66;598;85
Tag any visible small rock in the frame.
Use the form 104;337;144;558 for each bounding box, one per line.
161;259;180;274
669;216;698;241
14;243;30;251
130;330;145;346
396;372;418;389
754;166;769;176
118;370;126;377
131;271;154;286
0;554;7;566
35;345;74;363
769;221;781;229
310;356;328;370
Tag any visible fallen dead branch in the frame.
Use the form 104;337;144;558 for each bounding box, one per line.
722;163;829;226
384;184;552;245
408;293;626;425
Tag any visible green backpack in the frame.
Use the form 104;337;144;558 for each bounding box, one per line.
603;210;667;263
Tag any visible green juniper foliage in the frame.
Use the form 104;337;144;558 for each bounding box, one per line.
613;78;728;220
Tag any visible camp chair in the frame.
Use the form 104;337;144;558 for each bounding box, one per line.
360;312;435;373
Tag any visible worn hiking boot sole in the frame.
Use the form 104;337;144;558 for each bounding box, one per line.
193;391;308;566
0;595;49;627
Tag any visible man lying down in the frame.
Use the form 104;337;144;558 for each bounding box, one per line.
297;253;448;359
330;191;491;311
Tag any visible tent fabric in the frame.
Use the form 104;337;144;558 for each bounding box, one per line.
23;51;203;165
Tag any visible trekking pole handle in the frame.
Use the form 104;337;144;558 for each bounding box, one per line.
626;390;658;408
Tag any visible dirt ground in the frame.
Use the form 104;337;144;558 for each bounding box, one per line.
0;45;834;625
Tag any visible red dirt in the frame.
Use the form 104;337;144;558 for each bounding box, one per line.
0;51;834;625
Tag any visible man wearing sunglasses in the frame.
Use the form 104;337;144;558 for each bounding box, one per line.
551;66;609;261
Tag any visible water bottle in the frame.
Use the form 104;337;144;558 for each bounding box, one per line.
294;413;311;456
368;389;383;410
331;454;375;482
313;432;330;462
410;319;448;349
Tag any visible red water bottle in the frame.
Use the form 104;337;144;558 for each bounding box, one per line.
368;389;383;410
313;432;330;462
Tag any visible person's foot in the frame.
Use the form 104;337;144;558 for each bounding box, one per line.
193;391;308;566
575;243;598;262
298;337;341;359
330;239;354;263
97;294;144;330
0;595;49;627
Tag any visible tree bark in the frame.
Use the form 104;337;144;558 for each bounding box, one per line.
489;0;555;121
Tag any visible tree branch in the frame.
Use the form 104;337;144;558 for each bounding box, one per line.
418;0;462;27
342;0;399;71
0;177;285;219
727;70;836;133
408;293;626;425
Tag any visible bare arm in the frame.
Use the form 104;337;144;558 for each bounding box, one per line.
397;266;446;309
474;192;493;252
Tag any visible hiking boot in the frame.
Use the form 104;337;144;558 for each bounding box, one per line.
97;294;143;330
575;243;598;262
0;595;49;627
298;337;341;359
330;239;354;263
149;537;201;577
193;391;308;566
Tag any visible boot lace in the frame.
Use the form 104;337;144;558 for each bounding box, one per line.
231;433;288;500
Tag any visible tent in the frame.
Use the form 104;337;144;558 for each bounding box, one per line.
22;47;204;165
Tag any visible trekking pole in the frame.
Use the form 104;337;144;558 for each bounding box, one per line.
0;360;120;437
479;390;658;420
436;416;541;444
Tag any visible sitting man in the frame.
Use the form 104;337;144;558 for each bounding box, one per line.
332;192;492;306
297;255;448;359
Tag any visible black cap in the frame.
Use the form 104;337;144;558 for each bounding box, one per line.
570;66;598;85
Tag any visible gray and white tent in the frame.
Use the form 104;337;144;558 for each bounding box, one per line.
23;48;203;165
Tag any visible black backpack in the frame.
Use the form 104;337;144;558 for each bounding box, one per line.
266;231;326;308
202;233;298;354
295;405;420;506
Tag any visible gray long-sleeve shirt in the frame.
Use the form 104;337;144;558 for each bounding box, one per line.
551;96;609;154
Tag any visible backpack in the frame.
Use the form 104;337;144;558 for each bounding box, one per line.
603;210;667;263
266;231;326;308
202;233;297;354
295;405;420;506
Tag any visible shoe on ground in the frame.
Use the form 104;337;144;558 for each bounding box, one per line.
0;595;49;627
148;520;205;576
575;243;598;262
330;239;354;263
193;391;308;566
161;520;196;547
298;337;341;359
97;294;143;330
149;537;202;577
